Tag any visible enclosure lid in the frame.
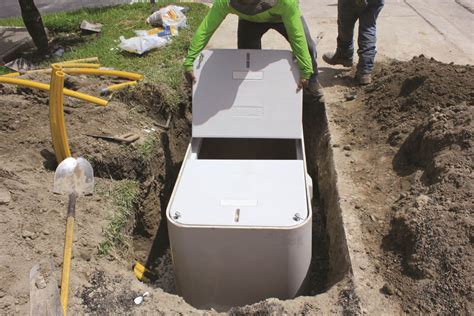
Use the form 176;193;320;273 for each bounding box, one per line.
192;49;302;139
168;160;308;227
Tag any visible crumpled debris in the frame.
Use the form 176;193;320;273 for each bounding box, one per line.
134;291;150;305
146;5;187;29
80;20;103;33
118;35;169;55
4;57;34;72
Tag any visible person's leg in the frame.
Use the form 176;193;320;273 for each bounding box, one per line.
323;0;359;66
237;19;270;49
356;0;384;79
337;0;359;58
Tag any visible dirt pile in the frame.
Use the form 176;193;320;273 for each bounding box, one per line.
366;56;473;313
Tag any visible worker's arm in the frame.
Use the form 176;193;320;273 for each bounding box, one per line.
280;0;313;80
183;1;229;72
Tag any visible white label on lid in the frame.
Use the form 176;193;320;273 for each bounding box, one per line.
233;71;264;80
230;106;264;117
220;199;258;207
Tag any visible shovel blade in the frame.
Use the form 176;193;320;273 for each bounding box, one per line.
53;157;94;196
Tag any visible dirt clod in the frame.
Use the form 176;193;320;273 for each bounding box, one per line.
366;56;473;313
381;283;394;296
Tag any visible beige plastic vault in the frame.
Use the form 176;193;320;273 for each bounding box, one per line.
166;49;312;311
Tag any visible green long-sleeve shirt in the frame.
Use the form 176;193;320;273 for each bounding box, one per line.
183;0;314;79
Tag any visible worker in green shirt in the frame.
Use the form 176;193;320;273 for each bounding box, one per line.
183;0;324;102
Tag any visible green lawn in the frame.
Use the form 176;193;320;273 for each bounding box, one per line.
0;2;209;107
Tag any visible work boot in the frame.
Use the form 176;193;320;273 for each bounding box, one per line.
322;51;353;67
306;79;325;104
356;72;372;85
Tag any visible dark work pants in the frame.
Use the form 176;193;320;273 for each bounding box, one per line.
337;0;384;74
237;17;319;82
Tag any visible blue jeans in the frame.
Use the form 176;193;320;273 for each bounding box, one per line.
336;0;384;74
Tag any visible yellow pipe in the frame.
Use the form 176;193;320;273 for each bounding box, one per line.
64;68;144;81
0;77;108;106
101;80;137;95
1;67;143;82
1;72;20;77
50;66;71;162
60;57;99;64
58;63;101;69
49;65;62;161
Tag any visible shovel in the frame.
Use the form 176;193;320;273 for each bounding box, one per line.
53;157;94;316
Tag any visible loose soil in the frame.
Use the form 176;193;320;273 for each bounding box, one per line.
326;55;472;314
370;57;473;313
0;55;472;314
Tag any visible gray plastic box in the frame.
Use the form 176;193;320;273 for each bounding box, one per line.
166;49;312;311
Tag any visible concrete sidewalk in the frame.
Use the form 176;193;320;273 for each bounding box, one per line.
207;0;473;65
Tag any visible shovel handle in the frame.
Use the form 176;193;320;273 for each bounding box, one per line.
60;193;76;316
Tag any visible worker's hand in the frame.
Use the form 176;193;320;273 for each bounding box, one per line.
297;78;309;92
184;70;196;85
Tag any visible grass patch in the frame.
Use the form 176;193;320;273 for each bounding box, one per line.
0;2;209;107
0;66;11;75
138;134;159;160
98;180;139;255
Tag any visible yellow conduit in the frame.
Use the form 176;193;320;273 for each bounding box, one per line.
0;77;108;106
1;72;20;77
57;63;101;69
1;67;143;82
59;57;99;64
49;66;71;163
101;80;137;95
64;68;144;81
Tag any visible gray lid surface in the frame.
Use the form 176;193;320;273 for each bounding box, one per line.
192;49;302;139
169;159;308;227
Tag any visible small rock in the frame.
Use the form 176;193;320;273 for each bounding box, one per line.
343;145;352;151
355;204;361;209
79;251;92;262
0;186;11;205
370;215;376;222
345;152;351;157
344;91;357;101
415;194;431;208
381;283;394;296
22;230;35;239
0;291;5;298
134;296;143;305
35;275;47;289
42;230;50;236
332;143;340;148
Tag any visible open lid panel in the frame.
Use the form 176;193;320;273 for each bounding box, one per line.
192;49;302;139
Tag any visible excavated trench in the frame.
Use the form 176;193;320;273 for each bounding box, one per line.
89;88;352;311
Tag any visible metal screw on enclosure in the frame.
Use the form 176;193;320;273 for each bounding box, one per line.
293;213;303;221
173;211;181;220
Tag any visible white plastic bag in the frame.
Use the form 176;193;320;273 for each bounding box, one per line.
146;5;187;29
118;35;170;55
134;25;178;38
